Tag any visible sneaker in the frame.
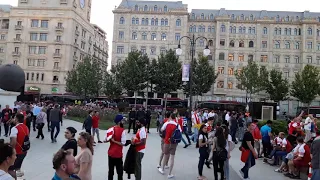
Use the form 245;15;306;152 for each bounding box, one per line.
158;168;164;174
98;141;103;143
239;170;244;178
274;168;282;173
167;174;174;179
165;165;170;169
16;170;24;177
157;165;161;168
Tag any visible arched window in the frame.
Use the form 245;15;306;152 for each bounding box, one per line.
308;27;312;35
135;18;139;25
210;14;214;20
317;29;320;36
242;27;246;33
144;5;148;11
278;28;281;35
284;28;288;35
274;27;278;34
241;14;244;20
202;26;206;32
201;13;204;19
233;26;236;33
193;25;196;32
286;16;289;21
250;14;254;20
151;18;155;25
135;5;138;11
164;5;168;12
161;33;166;40
141;18;145;25
248;27;252;34
295;42;300;49
192;13;195;19
239;41;244;47
151;33;156;40
199;39;204;47
132;17;135;24
285;41;290;49
263;27;267;34
142;32;147;40
231;14;235;20
119;17;125;24
161;18;164;26
189;25;193;32
198;25;202;32
288;28;291;35
176;19;181;26
228;82;233;89
221;25;225;32
229;26;233;33
154;5;158;11
229;40;235;47
132;32;137;40
274;41;280;49
239;27;242;33
276;15;280;21
155;18;158;25
165;18;168;26
219;52;225;60
145;18;149;25
208;40;213;46
293;28;298;35
211;26;215;32
252;27;255;34
249;41;254;48
208;26;211;32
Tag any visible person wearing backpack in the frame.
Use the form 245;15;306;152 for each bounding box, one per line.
211;127;227;180
8;113;30;179
158;113;182;179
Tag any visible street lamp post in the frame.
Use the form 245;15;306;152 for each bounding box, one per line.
176;34;210;133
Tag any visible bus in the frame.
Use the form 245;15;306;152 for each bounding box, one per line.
197;100;246;112
297;106;320;118
40;94;82;105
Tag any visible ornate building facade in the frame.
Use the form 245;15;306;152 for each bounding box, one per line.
0;0;108;94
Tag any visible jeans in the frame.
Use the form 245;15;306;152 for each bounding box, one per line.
128;119;136;133
198;147;209;176
182;136;187;145
224;159;230;180
241;152;253;179
262;139;272;158
183;131;191;144
135;152;144;180
230;128;237;142
146;119;151;132
273;151;287;165
108;156;123;180
50;121;60;141
32;115;37;130
191;127;199;142
213;154;225;180
3;122;9;136
92;128;101;141
36;123;44;139
311;169;320;180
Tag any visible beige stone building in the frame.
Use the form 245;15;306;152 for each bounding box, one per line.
112;0;320;111
0;0;108;95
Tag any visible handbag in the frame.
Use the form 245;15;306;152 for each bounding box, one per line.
240;147;251;163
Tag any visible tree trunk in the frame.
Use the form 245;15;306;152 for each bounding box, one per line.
164;93;168;114
145;82;149;109
134;91;137;108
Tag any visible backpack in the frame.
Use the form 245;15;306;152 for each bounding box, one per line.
170;124;182;144
159;122;166;138
17;125;30;152
214;137;228;161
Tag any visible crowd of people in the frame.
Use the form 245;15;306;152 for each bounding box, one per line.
0;101;320;180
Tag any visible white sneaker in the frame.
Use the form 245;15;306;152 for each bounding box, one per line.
168;174;174;179
165;165;170;169
158;168;164;174
16;170;24;177
157;165;161;168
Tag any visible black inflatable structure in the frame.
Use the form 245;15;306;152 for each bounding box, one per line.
0;64;25;93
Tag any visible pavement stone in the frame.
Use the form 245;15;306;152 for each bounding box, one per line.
0;120;291;180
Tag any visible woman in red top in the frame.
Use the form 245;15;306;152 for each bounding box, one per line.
92;111;102;143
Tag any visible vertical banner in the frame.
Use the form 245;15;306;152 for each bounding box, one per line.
182;64;190;82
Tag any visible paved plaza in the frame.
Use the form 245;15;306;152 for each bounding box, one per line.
2;120;292;180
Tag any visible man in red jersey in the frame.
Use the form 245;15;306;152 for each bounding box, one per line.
132;119;147;180
92;111;102;143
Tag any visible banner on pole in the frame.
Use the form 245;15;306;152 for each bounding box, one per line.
182;64;190;82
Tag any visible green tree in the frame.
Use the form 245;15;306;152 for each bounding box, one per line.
291;65;320;105
183;55;217;97
258;66;269;91
235;61;260;103
116;51;149;107
103;67;122;99
152;49;182;109
265;69;290;102
90;59;104;97
65;56;101;97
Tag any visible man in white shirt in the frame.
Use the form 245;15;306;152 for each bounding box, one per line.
225;111;231;124
132;119;147;180
303;114;313;142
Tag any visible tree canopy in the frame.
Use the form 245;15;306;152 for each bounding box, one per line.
235;61;260;97
265;69;290;102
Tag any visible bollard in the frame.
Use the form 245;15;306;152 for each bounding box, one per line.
308;164;312;180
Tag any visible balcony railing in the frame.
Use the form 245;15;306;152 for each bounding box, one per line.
55;26;64;31
55;39;63;44
52;80;60;84
13;38;22;42
15;25;23;30
53;67;60;71
12;51;21;56
53;53;62;58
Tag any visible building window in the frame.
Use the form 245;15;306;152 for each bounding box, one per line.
198;26;203;32
154;5;157;11
160;48;166;54
28;59;35;66
317;43;320;51
219;52;225;60
231;14;235;20
228;82;233;89
201;13;204;19
14;47;19;53
30;33;37;41
38;46;46;54
132;32;137;40
262;41;267;48
31;73;34;81
155;18;158;25
295;42;300;49
285;41;290;49
26;73;29;80
150;47;156;55
41;20;48;28
131;46;137;52
274;56;280;63
229;40;235;47
161;33;166;41
189;25;193;32
175;33;180;41
274;41;280;49
248;41;254;48
228;68;234;75
144;5;148;11
29;46;37;54
294;28;298;35
31;19;39;27
308;27;312;35
241;14;244;20
260;55;268;62
238;55;244;61
239;41;244;47
284;72;289;78
13;60;17;65
119;31;124;39
119;17;125;24
228;54;234;61
161;18;164;26
142;33;147;40
208;40;213;47
263;27;268;34
248;54;253;62
165;19;168;26
317;57;320;65
140;46;146;54
145;18;149;25
217;81;224;88
295;56;300;63
220;25;225;32
135;5;138;11
220;39;225;46
307;56;312;63
176;19;181;26
285;56;290;63
117;46;124;54
39;33;47;41
0;48;3;53
218;67;224;74
307;42;313;49
192;13;195;19
210;14;214;20
276;15;280;21
135;18;139;25
132;18;135;25
151;33;156;40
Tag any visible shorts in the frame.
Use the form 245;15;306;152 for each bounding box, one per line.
160;139;164;151
293;159;308;169
9;153;27;171
163;144;178;155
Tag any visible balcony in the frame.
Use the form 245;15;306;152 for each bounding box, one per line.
15;25;23;30
53;67;60;71
52;80;60;84
13;38;22;43
60;0;67;4
12;51;21;57
55;26;64;31
75;30;80;36
53;53;62;58
54;39;63;44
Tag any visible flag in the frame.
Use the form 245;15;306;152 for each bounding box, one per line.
105;127;114;141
